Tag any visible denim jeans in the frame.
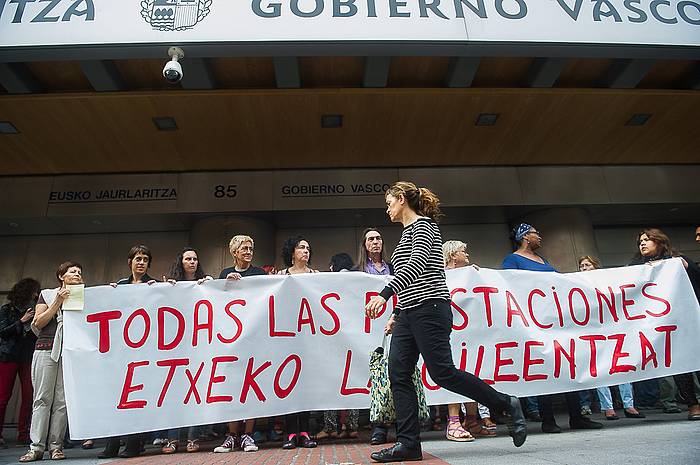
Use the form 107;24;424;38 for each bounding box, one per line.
597;384;634;411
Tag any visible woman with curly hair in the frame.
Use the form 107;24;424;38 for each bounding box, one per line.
277;236;319;275
277;236;318;449
0;278;40;448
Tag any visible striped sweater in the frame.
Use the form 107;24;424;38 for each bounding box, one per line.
379;217;450;312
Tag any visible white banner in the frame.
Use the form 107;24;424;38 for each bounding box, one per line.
1;1;699;48
63;258;700;438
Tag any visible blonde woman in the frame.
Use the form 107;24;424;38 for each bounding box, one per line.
443;241;496;440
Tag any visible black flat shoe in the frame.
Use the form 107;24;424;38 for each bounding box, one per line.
370;442;422;463
118;449;141;458
282;435;298;450
506;396;527;447
605;414;620;421
624;410;645;419
370;431;388;445
570;417;603;430
541;421;562;433
298;435;317;448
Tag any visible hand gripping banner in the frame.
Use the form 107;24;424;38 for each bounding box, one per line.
63;258;700;438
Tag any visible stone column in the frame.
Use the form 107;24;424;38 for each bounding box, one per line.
521;207;599;273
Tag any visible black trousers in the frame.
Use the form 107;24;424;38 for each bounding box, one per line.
388;299;511;448
675;372;700;406
539;392;584;422
285;411;310;434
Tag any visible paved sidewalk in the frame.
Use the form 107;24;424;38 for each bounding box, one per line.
1;410;699;464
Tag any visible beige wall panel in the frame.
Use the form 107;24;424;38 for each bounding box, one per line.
440;224;512;269
518;167;610;205
22;235;110;288
400;167;522;206
604;166;700;204
46;174;179;217
177;172;274;213
272;169;397;211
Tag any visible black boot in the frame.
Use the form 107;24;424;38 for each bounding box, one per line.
118;435;142;458
98;437;120;459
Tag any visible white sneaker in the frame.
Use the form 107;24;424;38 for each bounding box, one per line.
240;434;258;452
213;435;236;453
152;438;166;446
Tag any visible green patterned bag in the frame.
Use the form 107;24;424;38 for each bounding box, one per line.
369;334;430;424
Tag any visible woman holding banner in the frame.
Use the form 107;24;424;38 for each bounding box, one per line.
365;182;526;463
19;262;82;462
502;223;603;434
278;236;318;449
631;228;700;420
214;235;264;454
442;240;496;441
578;255;646;421
160;248;212;454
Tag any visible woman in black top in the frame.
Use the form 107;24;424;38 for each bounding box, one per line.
365;182;526;463
0;278;40;448
630;228;700;420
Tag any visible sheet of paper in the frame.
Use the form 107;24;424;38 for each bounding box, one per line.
62;284;85;311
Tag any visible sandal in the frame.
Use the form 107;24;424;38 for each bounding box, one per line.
464;418;496;438
315;430;337;440
446;420;475;442
482;417;497;430
81;440;94;450
19;450;43;462
161;440;178;454
50;449;65;460
186;440;199;453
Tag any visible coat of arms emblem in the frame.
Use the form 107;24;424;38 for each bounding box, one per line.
140;0;212;31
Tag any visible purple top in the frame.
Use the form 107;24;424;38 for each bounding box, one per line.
365;261;391;275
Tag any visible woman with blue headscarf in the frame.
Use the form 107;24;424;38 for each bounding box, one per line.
501;223;555;272
501;223;603;434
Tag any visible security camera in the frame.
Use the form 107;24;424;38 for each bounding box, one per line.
163;47;184;84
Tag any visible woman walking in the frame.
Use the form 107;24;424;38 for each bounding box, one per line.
365;182;526;463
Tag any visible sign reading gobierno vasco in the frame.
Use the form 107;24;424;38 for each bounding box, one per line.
1;1;699;48
63;258;700;438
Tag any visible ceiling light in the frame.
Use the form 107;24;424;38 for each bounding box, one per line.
321;114;343;128
8;222;19;228
0;121;19;134
475;113;499;126
626;114;651;126
152;116;178;131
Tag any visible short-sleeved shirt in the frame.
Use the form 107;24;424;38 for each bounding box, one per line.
219;266;266;279
502;253;557;272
